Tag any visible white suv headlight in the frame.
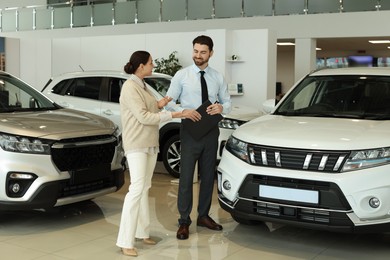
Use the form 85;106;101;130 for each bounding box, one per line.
0;134;50;154
219;119;240;129
342;147;390;172
225;136;249;162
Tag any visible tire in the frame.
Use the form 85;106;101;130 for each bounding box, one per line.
162;134;181;178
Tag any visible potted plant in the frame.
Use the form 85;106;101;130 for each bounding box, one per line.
154;51;182;76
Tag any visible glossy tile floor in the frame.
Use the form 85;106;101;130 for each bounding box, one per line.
1;162;390;260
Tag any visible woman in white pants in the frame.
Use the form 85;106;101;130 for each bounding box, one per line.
116;50;182;257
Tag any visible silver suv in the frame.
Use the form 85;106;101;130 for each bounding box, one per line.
0;71;124;211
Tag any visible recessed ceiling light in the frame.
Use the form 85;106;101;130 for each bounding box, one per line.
277;42;295;46
316;47;322;51
369;40;390;44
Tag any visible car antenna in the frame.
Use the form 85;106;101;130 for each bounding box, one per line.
79;65;84;72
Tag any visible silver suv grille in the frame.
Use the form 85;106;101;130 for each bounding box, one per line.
248;145;350;173
51;135;117;171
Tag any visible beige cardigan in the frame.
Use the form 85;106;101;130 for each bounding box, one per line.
120;78;161;152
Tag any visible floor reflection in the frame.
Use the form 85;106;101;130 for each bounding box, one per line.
1;163;390;259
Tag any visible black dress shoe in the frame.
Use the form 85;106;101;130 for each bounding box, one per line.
176;224;189;240
197;216;223;231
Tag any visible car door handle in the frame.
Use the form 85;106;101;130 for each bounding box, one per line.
103;109;113;116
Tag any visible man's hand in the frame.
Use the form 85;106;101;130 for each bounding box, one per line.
206;103;222;115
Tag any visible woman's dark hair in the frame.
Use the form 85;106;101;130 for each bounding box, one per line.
124;50;151;74
192;35;214;51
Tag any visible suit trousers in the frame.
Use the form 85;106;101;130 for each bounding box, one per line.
178;125;219;225
116;152;157;249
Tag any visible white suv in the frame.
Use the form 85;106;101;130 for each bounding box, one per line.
42;71;261;178
0;71;124;211
218;67;390;232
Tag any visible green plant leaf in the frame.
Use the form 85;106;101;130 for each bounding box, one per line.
154;51;182;76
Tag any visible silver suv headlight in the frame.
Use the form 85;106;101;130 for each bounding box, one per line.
0;134;51;154
225;135;250;162
113;125;121;138
342;147;390;172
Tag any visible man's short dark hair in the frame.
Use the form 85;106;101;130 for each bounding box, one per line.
193;35;214;51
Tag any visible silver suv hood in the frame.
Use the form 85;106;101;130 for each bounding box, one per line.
0;108;116;139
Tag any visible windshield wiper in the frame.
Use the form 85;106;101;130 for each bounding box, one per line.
0;107;59;113
274;110;299;116
276;110;364;118
362;114;390;120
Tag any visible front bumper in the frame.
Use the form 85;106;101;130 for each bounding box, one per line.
217;151;390;233
0;168;124;211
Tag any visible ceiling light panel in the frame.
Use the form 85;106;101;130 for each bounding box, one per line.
369;40;390;44
277;42;295;46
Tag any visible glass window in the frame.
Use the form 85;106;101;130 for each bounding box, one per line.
66;77;102;100
275;75;390;119
0;74;55;112
51;79;69;95
145;77;171;96
109;78;125;103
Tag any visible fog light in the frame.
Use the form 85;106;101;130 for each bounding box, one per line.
223;180;231;190
6;172;37;198
10;183;21;193
369;197;380;208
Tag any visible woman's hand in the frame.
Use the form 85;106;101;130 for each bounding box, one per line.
157;96;173;109
181;109;201;122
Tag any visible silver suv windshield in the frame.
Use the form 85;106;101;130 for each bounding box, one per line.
274;75;390;120
0;74;57;113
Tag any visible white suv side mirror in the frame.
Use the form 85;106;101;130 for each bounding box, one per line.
262;99;276;114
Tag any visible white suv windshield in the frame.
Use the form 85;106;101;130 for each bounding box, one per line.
144;77;171;96
275;75;390;120
0;74;56;112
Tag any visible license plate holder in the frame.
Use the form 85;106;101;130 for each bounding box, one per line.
259;184;319;204
70;163;110;185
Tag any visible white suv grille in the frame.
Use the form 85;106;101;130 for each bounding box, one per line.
248;145;350;172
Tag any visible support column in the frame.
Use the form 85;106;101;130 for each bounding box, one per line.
294;38;316;82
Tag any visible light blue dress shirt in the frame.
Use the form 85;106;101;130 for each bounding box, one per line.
166;64;232;115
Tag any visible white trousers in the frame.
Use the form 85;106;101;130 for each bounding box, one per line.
116;152;157;249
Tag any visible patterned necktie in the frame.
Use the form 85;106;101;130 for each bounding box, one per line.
200;71;208;103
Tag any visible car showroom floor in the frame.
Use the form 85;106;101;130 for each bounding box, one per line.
1;162;390;260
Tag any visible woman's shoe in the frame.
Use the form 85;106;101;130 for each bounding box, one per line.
122;248;138;257
143;238;157;245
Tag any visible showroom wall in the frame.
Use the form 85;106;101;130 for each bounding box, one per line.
13;28;276;110
2;9;390;109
